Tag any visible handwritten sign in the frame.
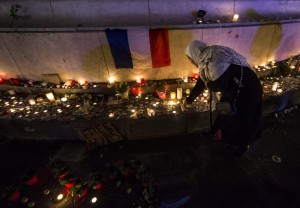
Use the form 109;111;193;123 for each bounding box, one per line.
79;122;123;147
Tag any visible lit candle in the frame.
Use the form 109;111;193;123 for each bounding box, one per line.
91;197;97;203
185;89;190;95
170;92;176;99
203;90;209;97
272;82;279;91
61;97;68;102
46;92;55;102
28;99;36;105
108;113;114;118
36;97;43;103
183;77;188;83
232;14;239;22
177;88;182;99
136;77;142;84
277;88;283;93
271;60;276;66
193;73;199;79
57;194;64;201
147;108;155;116
108;77;115;84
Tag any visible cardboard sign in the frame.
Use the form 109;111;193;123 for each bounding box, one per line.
79;122;123;146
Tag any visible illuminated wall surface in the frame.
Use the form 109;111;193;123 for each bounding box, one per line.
0;0;300;82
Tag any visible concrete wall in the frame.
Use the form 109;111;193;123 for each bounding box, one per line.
0;0;300;27
1;21;300;82
1;0;300;83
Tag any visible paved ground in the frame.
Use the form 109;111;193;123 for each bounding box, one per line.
0;104;300;208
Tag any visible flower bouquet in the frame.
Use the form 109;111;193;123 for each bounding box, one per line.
153;81;168;99
115;82;129;99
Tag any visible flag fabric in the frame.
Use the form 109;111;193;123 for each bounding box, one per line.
149;29;171;68
105;29;133;69
127;30;152;69
105;28;171;69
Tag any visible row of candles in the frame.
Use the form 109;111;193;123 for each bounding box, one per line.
14;188;100;208
1;76;300;121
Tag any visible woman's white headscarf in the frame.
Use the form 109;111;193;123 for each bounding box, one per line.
185;40;251;82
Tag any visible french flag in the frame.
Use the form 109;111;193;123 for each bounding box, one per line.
105;28;171;69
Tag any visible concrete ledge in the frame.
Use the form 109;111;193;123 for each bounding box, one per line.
1;88;299;141
0;83;196;95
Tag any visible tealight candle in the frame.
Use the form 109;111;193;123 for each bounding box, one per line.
61;97;68;102
91;197;97;203
28;99;36;105
185;89;190;95
108;113;114;118
43;189;50;195
57;194;64;201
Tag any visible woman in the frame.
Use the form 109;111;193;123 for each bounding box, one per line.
185;40;262;159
